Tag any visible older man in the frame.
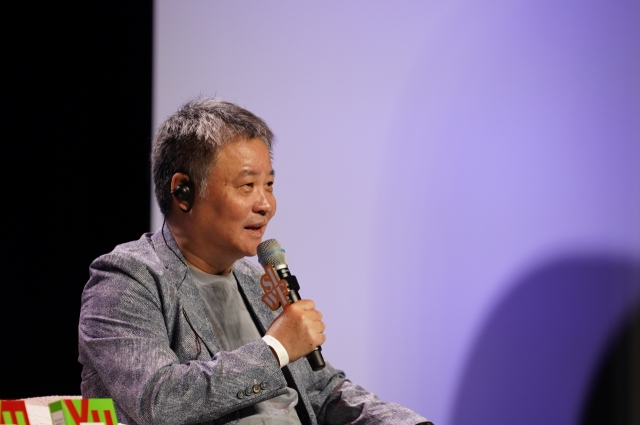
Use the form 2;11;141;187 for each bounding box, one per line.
79;98;431;425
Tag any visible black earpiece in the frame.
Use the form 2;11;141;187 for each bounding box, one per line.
171;180;195;212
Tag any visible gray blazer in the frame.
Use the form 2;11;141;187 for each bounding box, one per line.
79;226;428;425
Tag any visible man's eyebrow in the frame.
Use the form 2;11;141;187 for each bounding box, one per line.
239;168;275;176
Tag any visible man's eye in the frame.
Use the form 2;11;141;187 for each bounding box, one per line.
244;183;254;188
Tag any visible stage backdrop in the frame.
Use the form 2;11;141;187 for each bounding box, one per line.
153;1;640;424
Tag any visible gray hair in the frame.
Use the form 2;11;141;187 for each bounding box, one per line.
152;98;274;216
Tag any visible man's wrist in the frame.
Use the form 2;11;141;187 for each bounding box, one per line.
262;335;289;367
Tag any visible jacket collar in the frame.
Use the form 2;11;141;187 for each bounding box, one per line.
150;221;191;288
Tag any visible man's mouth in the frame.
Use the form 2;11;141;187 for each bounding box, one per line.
245;223;266;233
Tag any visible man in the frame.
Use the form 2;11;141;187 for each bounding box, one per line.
79;98;431;425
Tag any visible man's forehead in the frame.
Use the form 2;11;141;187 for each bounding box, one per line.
209;138;274;174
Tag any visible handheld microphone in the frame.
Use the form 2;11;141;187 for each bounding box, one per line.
257;239;326;371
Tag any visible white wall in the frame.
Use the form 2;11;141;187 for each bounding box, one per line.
153;1;640;423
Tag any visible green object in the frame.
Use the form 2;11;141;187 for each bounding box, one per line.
49;399;118;425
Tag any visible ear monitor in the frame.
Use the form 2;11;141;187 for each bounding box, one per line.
171;180;195;212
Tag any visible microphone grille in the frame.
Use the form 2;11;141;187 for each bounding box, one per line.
257;239;287;268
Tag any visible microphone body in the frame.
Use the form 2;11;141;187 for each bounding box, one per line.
274;264;325;371
258;239;326;371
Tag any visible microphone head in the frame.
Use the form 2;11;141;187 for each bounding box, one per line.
257;239;287;268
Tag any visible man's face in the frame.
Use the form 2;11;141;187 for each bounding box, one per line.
193;138;276;266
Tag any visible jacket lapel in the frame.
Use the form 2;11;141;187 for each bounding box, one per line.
233;261;280;334
177;271;221;358
151;225;220;358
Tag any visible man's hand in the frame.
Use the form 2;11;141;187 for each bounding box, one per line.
265;299;326;363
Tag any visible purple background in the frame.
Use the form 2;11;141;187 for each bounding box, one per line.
153;1;640;424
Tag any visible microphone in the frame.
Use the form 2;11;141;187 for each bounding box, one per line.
257;239;326;371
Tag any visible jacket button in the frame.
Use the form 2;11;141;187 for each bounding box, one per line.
245;386;253;396
260;381;268;390
236;391;244;399
253;384;261;393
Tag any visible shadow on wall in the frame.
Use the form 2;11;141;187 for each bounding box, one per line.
450;254;640;425
581;302;640;425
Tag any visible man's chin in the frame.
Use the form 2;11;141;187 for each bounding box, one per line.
244;243;260;258
237;234;266;259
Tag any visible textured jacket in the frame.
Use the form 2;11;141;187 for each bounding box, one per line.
79;226;429;425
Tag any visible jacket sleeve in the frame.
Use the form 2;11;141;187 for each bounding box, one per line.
79;251;288;425
290;352;430;424
316;378;431;425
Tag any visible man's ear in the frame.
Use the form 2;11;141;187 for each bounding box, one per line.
170;173;195;213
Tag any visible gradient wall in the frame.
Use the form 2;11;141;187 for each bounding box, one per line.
154;1;640;424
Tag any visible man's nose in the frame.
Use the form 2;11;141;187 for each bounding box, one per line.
254;190;274;216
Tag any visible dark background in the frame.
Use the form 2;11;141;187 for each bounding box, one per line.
1;3;637;424
3;2;152;397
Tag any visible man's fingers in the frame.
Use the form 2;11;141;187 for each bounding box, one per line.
265;298;327;362
317;333;327;346
311;331;327;347
287;301;322;322
310;319;326;334
305;309;323;322
288;299;315;311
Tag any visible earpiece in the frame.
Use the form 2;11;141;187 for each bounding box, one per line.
171;180;195;212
